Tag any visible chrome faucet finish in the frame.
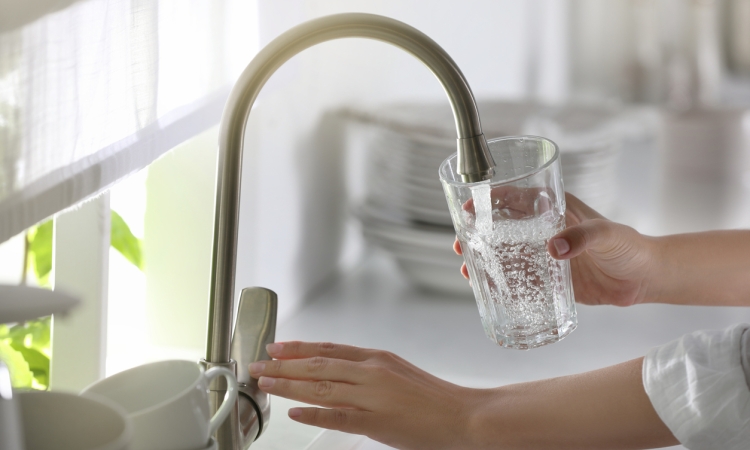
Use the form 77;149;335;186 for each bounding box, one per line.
230;288;276;440
204;13;495;450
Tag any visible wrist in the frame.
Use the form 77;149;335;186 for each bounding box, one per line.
465;384;558;449
464;386;525;449
427;384;495;450
464;387;504;449
640;235;670;304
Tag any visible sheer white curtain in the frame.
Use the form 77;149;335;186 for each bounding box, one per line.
0;0;258;242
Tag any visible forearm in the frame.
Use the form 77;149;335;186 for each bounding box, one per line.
649;230;750;306
467;358;677;449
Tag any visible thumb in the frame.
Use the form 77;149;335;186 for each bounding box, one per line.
547;219;615;260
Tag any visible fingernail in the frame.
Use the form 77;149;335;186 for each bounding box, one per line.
266;343;282;355
258;376;275;388
553;238;570;255
248;362;265;374
288;408;303;419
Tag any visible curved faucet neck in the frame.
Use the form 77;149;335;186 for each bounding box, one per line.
206;12;494;363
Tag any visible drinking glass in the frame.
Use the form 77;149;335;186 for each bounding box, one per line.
439;136;576;349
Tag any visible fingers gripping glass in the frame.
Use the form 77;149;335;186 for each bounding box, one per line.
440;136;577;349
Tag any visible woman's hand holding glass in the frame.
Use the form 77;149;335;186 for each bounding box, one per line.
456;191;750;307
455;192;657;307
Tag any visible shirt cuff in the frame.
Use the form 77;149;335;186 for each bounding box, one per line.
643;323;750;450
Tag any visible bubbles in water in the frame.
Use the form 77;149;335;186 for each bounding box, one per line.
460;210;572;347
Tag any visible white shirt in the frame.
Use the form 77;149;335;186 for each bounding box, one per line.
643;324;750;450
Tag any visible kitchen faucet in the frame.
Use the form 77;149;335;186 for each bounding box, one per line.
202;13;495;449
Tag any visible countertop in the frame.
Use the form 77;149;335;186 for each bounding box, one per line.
252;251;750;450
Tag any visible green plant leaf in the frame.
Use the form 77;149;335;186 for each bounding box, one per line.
4;317;51;389
27;220;53;287
7;317;51;355
0;340;34;388
10;346;49;388
111;210;144;270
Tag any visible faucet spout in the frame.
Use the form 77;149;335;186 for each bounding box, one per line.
205;13;494;449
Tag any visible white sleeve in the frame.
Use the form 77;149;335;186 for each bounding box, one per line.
642;324;750;450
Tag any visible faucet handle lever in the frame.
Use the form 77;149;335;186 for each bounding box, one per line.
230;287;277;445
231;287;278;384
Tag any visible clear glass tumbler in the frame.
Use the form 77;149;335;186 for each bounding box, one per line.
439;136;576;349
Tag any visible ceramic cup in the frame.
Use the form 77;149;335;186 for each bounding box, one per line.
17;390;131;450
81;360;237;450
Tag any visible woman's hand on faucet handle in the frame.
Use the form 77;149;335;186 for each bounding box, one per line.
455;192;657;307
248;341;677;449
249;341;481;450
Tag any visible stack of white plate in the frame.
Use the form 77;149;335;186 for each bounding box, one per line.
356;203;463;295
523;103;622;216
345;102;540;296
364;126;454;227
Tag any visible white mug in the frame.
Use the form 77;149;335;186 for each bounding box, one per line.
81;360;237;450
18;390;131;450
